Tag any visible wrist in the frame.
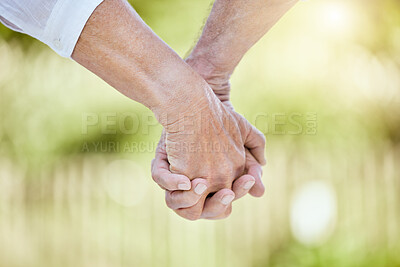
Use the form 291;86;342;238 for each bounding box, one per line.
185;54;232;103
185;53;231;83
151;79;223;132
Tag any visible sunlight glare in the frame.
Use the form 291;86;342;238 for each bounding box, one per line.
322;2;353;35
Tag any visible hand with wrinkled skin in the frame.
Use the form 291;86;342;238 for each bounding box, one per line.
150;0;298;220
152;132;265;220
152;116;266;220
72;0;266;221
162;96;266;220
70;0;295;221
152;63;266;220
151;60;266;219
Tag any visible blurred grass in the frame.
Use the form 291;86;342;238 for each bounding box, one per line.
0;0;400;266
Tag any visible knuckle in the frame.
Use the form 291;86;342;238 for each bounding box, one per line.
176;209;201;221
254;130;265;143
185;214;200;221
165;191;179;209
163;181;175;191
182;194;198;207
165;197;175;209
225;169;236;179
205;205;232;220
261;138;266;147
260;132;266;144
234;165;245;178
223;163;239;177
166;191;198;210
151;171;159;183
151;166;160;183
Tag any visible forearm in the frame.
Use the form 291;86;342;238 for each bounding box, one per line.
72;0;215;128
187;0;298;80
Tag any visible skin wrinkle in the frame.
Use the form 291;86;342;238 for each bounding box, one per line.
72;0;267;220
153;0;296;220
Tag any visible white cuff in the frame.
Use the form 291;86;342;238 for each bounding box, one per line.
43;0;104;58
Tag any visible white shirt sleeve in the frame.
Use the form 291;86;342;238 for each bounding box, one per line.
0;0;104;58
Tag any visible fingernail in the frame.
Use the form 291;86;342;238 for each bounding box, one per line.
221;195;234;205
243;180;255;190
178;183;191;190
194;184;207;195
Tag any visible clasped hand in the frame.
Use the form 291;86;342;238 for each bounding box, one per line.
70;0;285;221
151;58;266;221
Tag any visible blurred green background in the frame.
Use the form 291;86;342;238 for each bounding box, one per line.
0;0;400;266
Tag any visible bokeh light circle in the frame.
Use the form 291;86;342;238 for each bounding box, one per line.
290;180;337;246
